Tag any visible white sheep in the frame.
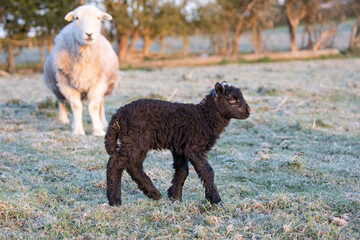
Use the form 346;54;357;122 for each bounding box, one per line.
43;5;120;136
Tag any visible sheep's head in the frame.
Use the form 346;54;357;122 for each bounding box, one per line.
211;81;250;120
65;5;112;45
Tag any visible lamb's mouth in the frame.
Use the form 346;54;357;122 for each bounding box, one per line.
239;113;250;119
85;38;93;42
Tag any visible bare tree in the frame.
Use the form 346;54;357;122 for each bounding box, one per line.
104;0;134;62
135;0;160;57
301;0;321;49
285;0;307;51
248;0;277;54
349;0;360;51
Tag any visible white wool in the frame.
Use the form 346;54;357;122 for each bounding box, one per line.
43;5;119;136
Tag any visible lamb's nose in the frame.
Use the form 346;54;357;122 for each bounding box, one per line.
86;33;93;38
246;106;251;114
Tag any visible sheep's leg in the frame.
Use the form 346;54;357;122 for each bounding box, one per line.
88;98;105;136
99;98;108;129
59;85;85;135
88;83;107;136
126;151;161;200
107;151;126;206
186;151;222;204
69;96;85;135
58;101;69;124
168;152;189;201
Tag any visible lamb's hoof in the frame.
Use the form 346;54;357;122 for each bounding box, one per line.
109;199;122;206
167;187;182;202
72;128;85;135
148;190;161;200
206;194;222;205
92;129;106;137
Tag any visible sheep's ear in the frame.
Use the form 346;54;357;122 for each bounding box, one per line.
65;11;74;22
215;82;225;96
101;12;113;21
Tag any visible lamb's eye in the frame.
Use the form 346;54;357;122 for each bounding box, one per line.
228;98;237;104
75;16;79;20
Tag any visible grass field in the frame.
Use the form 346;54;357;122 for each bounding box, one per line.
0;58;359;239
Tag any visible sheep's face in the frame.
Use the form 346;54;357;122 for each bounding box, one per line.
213;81;250;120
65;5;112;45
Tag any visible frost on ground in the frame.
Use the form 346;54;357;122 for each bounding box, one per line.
0;59;359;239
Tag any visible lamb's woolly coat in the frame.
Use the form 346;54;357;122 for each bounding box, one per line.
105;82;251;206
43;5;119;136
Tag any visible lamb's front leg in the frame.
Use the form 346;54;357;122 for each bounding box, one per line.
186;150;222;204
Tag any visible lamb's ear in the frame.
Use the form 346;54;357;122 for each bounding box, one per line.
221;81;230;87
101;12;113;21
215;82;225;96
65;11;74;22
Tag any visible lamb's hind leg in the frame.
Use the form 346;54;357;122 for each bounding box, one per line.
126;151;161;200
168;152;189;201
107;151;126;206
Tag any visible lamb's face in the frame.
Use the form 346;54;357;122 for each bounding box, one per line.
213;82;251;120
65;5;112;45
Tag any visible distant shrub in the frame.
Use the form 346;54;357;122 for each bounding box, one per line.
37;97;58;110
315;119;332;128
6;99;24;106
256;86;278;96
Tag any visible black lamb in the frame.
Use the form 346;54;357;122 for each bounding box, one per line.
105;81;250;206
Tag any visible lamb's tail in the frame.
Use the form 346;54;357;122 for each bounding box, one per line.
105;113;121;155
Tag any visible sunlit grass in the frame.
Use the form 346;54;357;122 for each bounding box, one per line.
0;58;359;238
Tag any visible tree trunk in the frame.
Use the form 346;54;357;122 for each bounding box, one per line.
221;23;230;55
143;35;153;57
160;36;166;56
210;36;217;55
313;25;337;51
48;36;54;53
129;26;140;53
7;41;16;73
301;22;308;49
252;23;262;54
287;18;298;52
350;20;360;51
39;45;45;64
182;35;188;57
306;24;314;49
231;21;243;56
118;33;129;62
231;33;241;56
143;26;153;57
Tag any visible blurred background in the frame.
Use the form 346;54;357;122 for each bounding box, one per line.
0;0;359;73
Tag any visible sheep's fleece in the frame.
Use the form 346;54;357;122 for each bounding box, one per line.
43;5;120;136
